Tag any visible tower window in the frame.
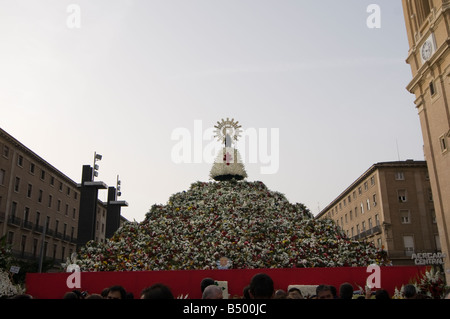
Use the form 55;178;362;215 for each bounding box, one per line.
439;135;448;153
429;81;435;96
416;0;432;26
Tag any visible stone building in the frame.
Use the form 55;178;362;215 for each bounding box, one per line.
401;0;450;278
0;127;126;269
316;161;440;265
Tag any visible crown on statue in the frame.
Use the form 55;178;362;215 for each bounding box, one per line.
214;118;243;147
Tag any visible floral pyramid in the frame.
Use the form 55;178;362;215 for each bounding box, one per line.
77;180;389;271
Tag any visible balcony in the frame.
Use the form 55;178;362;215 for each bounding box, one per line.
22;220;33;230
7;215;22;227
352;225;382;240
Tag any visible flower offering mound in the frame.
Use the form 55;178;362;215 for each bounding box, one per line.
77;180;389;271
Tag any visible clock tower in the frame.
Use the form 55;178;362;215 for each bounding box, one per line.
402;0;450;282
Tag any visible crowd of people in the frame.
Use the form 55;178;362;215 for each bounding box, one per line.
8;272;450;299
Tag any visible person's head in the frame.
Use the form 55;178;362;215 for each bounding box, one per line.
403;284;417;299
274;289;287;299
86;293;103;299
107;285;127;299
202;285;223;299
339;283;354;299
140;283;174;299
63;291;79;299
375;289;390;300
200;278;215;293
101;287;110;298
287;287;303;299
330;285;337;298
316;284;334;299
242;285;251;299
249;273;274;299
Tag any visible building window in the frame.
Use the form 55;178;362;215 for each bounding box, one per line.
38;190;43;203
7;231;14;245
431;209;436;223
358;187;362;195
17;155;23;167
10;201;17;219
53;244;57;260
24;207;30;223
372;194;377;207
375;214;380;226
350;210;353;221
3;145;9;158
45;216;50;231
439;135;448;153
48;195;53;208
33;238;38;257
362;221;366;231
370;175;375;186
429;81;436;96
50;176;55;186
403;236;415;256
355;206;358;217
27;184;33;198
14;177;20;192
401;210;411;224
395;172;405;180
377;238;382;249
364;182;368;191
416;0;432;26
435;235;441;251
40;170;46;181
361;203;364;214
366;199;371;211
29;163;35;174
398;189;407;203
0;169;5;185
368;218;373;229
35;212;41;227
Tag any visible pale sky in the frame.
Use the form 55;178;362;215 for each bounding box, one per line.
0;1;424;222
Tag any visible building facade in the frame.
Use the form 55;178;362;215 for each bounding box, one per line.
401;0;450;278
0;128;125;269
316;161;440;266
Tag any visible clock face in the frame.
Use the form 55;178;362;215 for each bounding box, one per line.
422;40;433;61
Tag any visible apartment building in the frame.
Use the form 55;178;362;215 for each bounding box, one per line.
316;161;440;265
0;127;126;268
0;128;80;265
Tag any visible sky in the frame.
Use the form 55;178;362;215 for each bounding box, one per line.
0;1;424;222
